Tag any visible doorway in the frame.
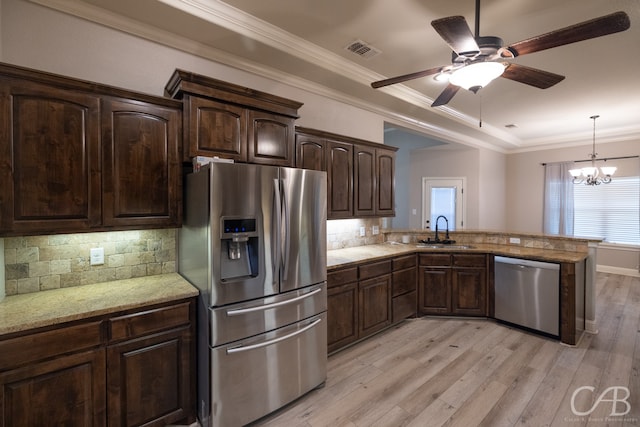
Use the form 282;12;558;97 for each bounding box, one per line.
421;177;466;231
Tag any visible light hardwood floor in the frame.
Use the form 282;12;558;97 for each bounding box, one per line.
253;272;640;427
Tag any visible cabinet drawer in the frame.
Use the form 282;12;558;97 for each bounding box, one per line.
419;254;452;266
108;302;191;342
393;254;416;270
327;267;358;288
0;321;103;369
453;254;486;268
359;260;392;280
392;268;417;297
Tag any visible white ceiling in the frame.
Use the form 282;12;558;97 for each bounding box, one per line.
35;0;640;152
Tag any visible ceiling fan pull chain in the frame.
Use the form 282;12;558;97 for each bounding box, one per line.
479;93;483;127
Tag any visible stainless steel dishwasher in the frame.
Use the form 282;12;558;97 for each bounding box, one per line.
494;256;560;336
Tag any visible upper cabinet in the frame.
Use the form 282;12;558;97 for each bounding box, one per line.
165;70;302;167
0;62;182;236
296;127;396;219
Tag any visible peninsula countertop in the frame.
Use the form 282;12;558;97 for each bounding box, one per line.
0;273;199;336
327;242;589;270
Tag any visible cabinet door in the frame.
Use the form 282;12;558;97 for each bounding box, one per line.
0;79;101;234
327;282;359;353
376;149;395;216
0;349;106;427
419;267;452;315
107;327;193;427
102;98;181;228
185;96;246;162
359;275;391;337
327;140;353;219
247;110;295;166
295;133;325;171
452;267;487;316
353;144;376;216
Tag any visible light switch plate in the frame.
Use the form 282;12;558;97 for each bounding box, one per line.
509;237;521;244
359;227;366;237
372;225;379;235
90;247;104;265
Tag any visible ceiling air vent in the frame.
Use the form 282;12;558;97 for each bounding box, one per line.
344;39;381;59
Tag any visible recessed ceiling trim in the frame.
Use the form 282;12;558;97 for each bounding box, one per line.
25;0;520;151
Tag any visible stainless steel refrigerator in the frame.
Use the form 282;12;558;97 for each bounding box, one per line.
179;162;327;427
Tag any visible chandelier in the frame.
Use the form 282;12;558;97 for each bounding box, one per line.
569;115;616;185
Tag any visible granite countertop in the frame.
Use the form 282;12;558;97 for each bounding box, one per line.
327;242;589;270
0;273;199;336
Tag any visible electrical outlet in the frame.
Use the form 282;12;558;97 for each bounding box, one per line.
90;247;104;265
372;225;380;235
359;226;366;237
509;237;521;244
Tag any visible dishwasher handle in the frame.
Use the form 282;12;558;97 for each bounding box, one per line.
494;256;559;271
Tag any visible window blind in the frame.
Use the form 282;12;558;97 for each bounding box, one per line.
573;176;640;245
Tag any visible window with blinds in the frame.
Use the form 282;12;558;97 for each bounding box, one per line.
573;176;640;245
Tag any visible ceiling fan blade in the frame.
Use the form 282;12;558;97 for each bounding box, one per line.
431;16;480;56
431;84;461;107
503;11;630;57
501;63;565;89
371;66;446;88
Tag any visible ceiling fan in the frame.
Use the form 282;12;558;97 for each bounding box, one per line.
370;0;630;107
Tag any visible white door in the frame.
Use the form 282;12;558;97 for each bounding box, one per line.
421;177;465;231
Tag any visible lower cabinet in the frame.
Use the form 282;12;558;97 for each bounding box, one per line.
0;349;106;426
419;253;488;316
392;254;417;322
327;255;417;354
327;267;358;353
358;260;392;337
0;299;196;427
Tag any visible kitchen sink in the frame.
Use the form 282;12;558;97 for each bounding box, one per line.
416;244;475;249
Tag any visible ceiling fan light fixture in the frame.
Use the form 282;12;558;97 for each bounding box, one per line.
433;71;451;82
449;62;506;91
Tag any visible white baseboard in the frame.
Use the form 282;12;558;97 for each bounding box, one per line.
585;320;598;335
596;265;640;278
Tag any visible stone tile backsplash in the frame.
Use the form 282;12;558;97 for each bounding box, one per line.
327;218;384;250
3;229;176;296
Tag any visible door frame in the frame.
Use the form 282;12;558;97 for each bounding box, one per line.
421;177;466;230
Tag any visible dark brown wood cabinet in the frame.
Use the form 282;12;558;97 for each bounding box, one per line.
0;299;196;427
391;254;418;322
165;69;302;166
419;253;487;316
295;132;325;171
106;302;194;427
0;63;182;237
327;254;417;353
327;267;359;353
354;144;396;217
0;320;106;427
358;259;392;337
295;127;395;219
102;98;181;228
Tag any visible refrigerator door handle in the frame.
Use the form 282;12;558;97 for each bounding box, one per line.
272;178;282;280
281;178;291;279
226;318;322;354
225;287;322;316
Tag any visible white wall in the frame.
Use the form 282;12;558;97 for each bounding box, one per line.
0;0;384;143
408;146;481;230
478;148;507;231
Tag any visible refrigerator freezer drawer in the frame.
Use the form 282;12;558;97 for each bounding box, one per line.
210;313;327;427
210;283;326;347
